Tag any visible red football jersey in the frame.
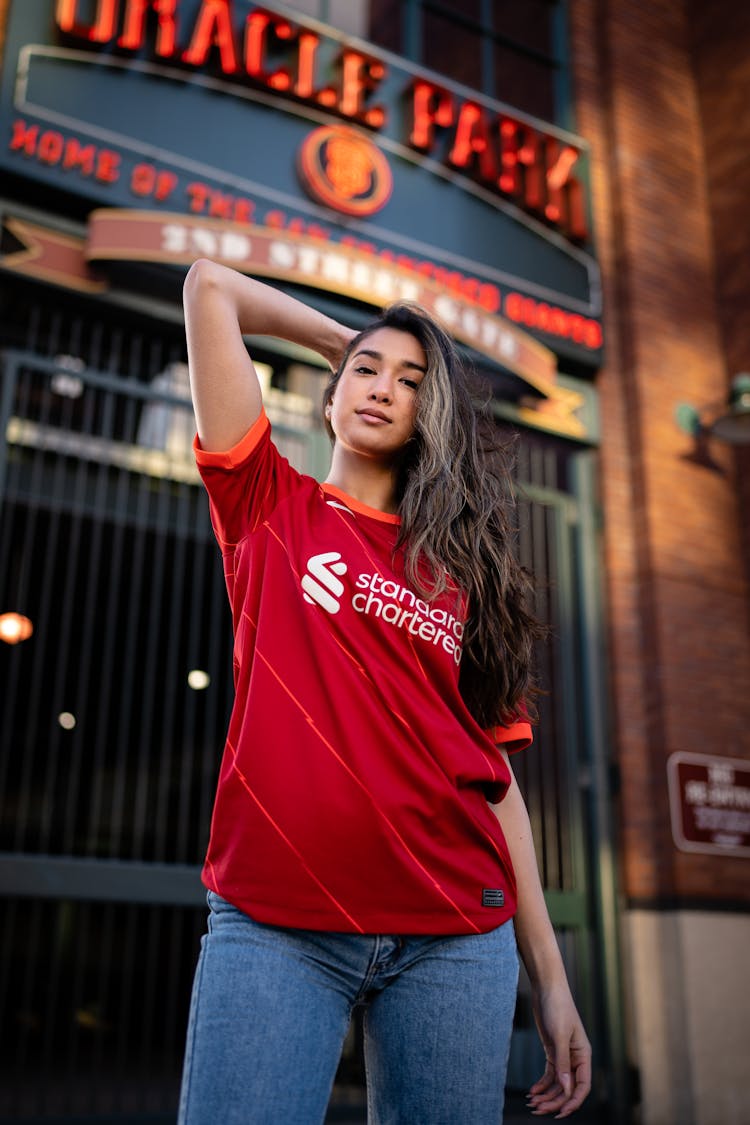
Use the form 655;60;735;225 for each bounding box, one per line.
195;411;532;934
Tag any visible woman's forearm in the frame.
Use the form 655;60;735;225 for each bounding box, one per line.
489;754;567;986
184;259;352;366
183;260;354;451
490;751;592;1116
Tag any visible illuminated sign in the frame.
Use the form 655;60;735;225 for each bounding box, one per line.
52;0;588;242
298;125;393;217
0;209;589;438
5;112;604;350
409;82;587;240
55;2;388;123
0;2;604;367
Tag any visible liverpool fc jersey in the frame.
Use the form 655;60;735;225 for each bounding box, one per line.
195;411;532;934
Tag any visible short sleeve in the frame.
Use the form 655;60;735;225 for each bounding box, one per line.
194;409;304;547
487;716;533;754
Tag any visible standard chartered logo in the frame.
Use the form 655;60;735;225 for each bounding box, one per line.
301;551;464;664
353;572;464;665
301;552;348;614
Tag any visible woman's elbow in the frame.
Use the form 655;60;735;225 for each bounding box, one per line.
183;258;225;306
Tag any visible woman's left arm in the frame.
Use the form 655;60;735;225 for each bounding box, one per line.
489;750;592;1118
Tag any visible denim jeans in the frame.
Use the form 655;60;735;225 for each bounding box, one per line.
178;891;519;1125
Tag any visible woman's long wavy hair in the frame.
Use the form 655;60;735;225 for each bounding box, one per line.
322;302;544;729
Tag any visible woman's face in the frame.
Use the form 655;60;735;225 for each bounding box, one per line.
326;327;427;462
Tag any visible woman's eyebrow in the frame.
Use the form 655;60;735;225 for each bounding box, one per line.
353;348;427;374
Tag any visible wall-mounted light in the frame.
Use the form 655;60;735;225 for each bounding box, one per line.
676;373;750;446
0;612;34;644
187;669;210;691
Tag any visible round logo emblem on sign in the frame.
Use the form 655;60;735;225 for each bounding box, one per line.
298;125;393;217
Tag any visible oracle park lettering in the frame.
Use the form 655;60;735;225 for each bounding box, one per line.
53;0;590;242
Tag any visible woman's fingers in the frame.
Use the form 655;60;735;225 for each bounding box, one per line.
527;1051;591;1117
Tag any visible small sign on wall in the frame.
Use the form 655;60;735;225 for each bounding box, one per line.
667;752;750;858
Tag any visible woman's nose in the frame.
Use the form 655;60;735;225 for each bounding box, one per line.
368;373;394;401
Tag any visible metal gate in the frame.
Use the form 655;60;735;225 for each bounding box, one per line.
0;306;623;1119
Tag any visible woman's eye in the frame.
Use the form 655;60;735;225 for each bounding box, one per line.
401;378;419;390
355;365;376;375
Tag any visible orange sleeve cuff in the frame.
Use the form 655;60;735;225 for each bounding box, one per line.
488;720;533;752
193;410;269;469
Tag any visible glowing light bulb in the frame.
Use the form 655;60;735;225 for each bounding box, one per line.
188;669;210;690
0;612;33;644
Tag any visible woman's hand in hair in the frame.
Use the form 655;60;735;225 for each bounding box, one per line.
322;323;358;374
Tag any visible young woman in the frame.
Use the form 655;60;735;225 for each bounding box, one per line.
179;259;591;1124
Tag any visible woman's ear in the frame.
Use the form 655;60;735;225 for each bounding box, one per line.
324;401;332;418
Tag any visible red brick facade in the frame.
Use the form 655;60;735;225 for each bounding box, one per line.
570;0;750;903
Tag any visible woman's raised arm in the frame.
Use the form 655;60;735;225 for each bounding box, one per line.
183;259;355;452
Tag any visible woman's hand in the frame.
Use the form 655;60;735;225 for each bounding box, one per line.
526;981;592;1118
322;324;358;373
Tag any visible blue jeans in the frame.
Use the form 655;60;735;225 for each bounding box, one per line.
178;891;519;1125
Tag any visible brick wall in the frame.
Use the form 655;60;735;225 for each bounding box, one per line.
569;0;750;904
688;0;750;601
